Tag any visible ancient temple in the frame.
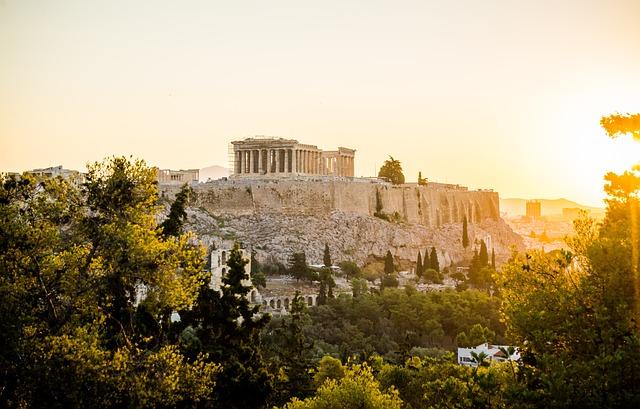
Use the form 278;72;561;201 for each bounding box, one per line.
231;137;355;177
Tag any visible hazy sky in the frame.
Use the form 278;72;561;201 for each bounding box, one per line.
2;0;640;206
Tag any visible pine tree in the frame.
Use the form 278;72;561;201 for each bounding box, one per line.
323;243;332;267
462;215;469;248
288;252;309;282
416;251;423;278
430;247;440;272
479;240;489;267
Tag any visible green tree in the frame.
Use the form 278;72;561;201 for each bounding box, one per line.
429;247;440;272
339;260;361;278
384;250;395;274
281;364;403;409
0;158;217;408
417;171;427;186
351;278;369;298
159;183;193;238
479;240;489;267
462;215;470;248
378;156;405;185
455;324;496;347
289;252;310;282
251;250;267;289
323;243;332;267
314;355;345;386
416;251;423;278
180;243;273;409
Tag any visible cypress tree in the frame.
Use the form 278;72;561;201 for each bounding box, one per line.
424;247;431;272
416;251;423;278
384;250;395;274
430;247;440;272
323;243;332;267
479;240;489;267
462;215;469;248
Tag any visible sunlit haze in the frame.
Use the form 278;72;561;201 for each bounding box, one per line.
2;0;639;207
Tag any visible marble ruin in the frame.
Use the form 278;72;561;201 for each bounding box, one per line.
231;137;355;178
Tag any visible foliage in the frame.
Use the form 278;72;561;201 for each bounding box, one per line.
179;243;273;408
351;278;369;298
251;251;267;289
455;323;496;347
429;247;440;272
339;260;361;278
160;183;193;238
384;250;395;274
600;112;640;139
300;289;504;362
462;215;470;248
416;251;423;278
323;243;332;267
378;156;405;185
265;293;316;405
314;355;345;386
0;158;217;408
417;171;427;186
281;363;403;409
288;252;311;281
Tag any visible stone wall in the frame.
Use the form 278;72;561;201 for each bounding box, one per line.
175;179;500;229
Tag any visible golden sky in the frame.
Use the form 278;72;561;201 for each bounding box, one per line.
1;0;640;207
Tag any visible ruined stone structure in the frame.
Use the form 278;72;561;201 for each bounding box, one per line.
231;137;355;177
156;168;199;185
210;247;260;303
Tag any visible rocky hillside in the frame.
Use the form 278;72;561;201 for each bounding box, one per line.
184;207;524;268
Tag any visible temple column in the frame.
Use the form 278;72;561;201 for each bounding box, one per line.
258;150;264;174
301;151;306;174
284;149;290;174
248;150;254;174
267;149;272;173
292;149;297;173
276;149;281;174
235;151;241;174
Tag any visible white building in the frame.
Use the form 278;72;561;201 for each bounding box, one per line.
457;343;520;367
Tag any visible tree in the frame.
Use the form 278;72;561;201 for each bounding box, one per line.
351;278;369;298
0;158;217;407
423;247;431;271
429;247;440;272
339;260;361;278
159;183;193;238
268;293;315;405
416;251;423;278
600;112;640;139
479;240;489;267
323;243;332;267
456;324;496;347
251;250;267;289
314;355;345;386
288;252;310;282
384;250;395;274
281;364;403;409
423;268;443;284
462;215;470;248
378;156;405;185
418;171;427;186
181;243;273;409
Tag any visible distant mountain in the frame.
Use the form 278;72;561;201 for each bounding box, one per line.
199;165;229;182
500;198;604;217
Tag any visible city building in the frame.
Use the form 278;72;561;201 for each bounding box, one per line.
230;137;355;178
458;343;520;367
525;200;541;219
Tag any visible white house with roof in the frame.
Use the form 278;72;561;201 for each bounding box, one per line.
457;343;520;367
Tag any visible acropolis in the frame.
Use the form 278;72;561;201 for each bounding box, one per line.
231;137;355;177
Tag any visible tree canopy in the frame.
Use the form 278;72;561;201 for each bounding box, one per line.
378;156;405;185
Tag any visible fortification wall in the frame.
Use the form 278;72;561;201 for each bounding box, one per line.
172;179;500;228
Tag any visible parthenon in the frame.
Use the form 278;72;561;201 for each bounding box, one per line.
231;137;355;177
